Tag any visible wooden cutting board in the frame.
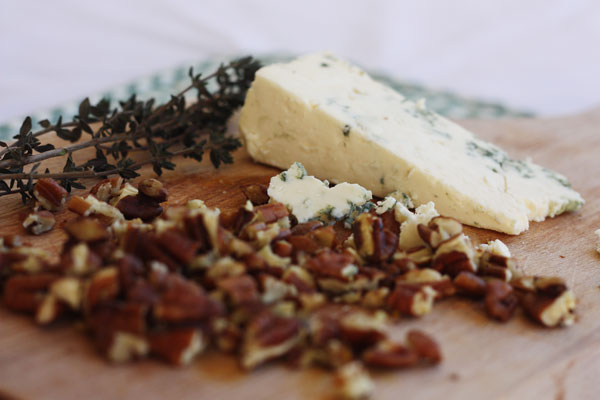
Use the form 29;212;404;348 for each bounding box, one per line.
0;109;599;400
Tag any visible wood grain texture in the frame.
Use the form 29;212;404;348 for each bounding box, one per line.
1;109;599;400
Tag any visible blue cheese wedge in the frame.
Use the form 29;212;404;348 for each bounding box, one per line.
239;52;584;234
268;162;372;223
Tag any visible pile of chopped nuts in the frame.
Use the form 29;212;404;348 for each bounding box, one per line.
1;177;577;399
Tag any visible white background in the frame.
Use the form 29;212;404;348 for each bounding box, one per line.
1;0;599;122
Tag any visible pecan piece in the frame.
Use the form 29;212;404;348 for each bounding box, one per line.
90;177;123;202
149;328;206;365
64;217;109;242
484;279;518;322
3;273;58;313
217;274;260;308
241;310;302;369
84;267;120;311
514;276;575;327
362;340;420;368
453;271;486;298
432;234;477;276
99;331;149;363
138;178;168;203
406;330;442;364
241;183;269;205
386;284;437;317
35;295;65;325
33;178;68;211
339;310;388;347
116;195;163;222
153;274;224;324
23;210;56;235
352;213;397;262
254;202;289;224
417;216;462;249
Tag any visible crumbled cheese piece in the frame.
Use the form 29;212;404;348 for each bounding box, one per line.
595;229;600;255
396;201;439;250
375;196;397;214
268;162;372;223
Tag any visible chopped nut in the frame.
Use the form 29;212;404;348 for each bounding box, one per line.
23;210;56;235
85;267;120;310
116;195;163;222
67;195;92;215
260;275;297;304
61;243;102;276
386;284;437;317
241;183;269;205
33;178;68;211
51;277;83;309
405;330;442;364
104;331;149;363
453;272;486;298
339;310;387;347
65;217;109;242
362;340;419;368
484;279;518;322
3;273;58;313
35;295;65;325
254;202;289;224
352;213;397;262
153;274;224;324
333;361;374;400
149;328;206;365
417;216;462;249
138;178;168;203
513;276;575;327
90;177;123;202
217;275;260;308
520;290;576;327
241;310;302;369
432;234;477;277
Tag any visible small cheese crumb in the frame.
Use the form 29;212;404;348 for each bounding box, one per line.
595;229;600;255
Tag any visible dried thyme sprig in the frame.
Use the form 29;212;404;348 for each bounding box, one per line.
0;56;261;203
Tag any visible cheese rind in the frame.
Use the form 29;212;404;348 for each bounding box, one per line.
239;52;583;234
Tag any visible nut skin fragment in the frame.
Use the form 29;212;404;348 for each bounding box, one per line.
23;210;56;235
484;279;518;322
33;178;68;211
